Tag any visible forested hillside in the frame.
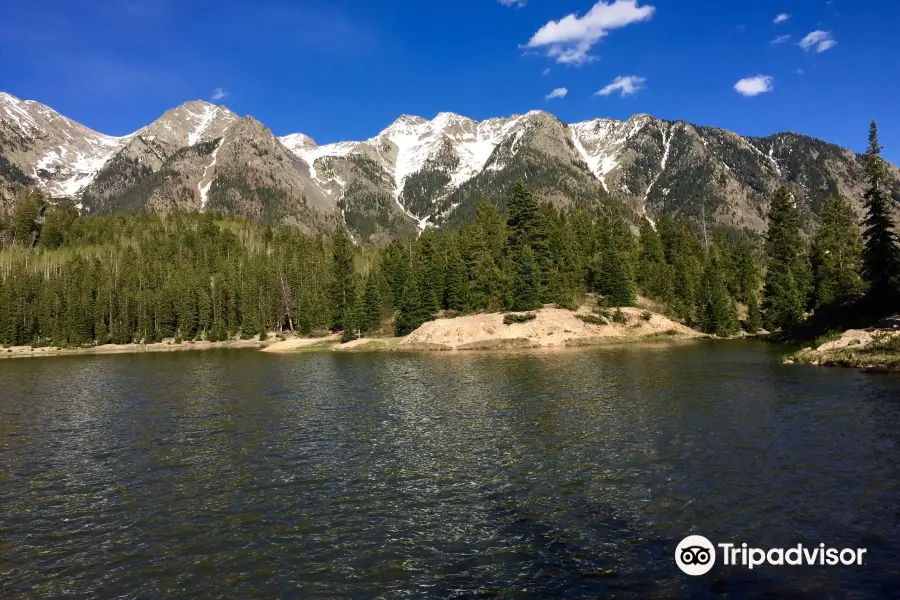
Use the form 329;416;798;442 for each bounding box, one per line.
0;181;763;347
1;121;896;350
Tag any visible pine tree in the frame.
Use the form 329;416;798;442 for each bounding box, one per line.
417;229;443;313
11;191;43;247
512;243;541;311
637;217;674;303
762;186;810;330
395;259;430;336
746;292;763;333
362;274;381;335
811;195;866;308
599;244;636;307
444;238;469;312
860;121;900;312
506;179;540;249
727;236;761;304
696;252;739;337
329;227;355;331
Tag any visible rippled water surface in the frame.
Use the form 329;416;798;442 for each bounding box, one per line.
1;341;899;598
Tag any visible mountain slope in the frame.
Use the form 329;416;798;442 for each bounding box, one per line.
2;90;898;240
0;92;131;199
279;111;900;234
81;114;339;234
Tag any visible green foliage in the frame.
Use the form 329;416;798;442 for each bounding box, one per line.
641;310;653;321
695;250;740;337
394;257;432;336
637;218;673;303
811;195;866;308
812;330;843;348
511;243;541;311
746;293;763;333
362;274;382;335
860;121;900;312
0;209;339;347
0;181;768;345
503;312;537;325
866;334;900;353
594;307;612;319
329;227;355;331
612;308;627;324
443;234;468;312
762;186;811;330
576;314;607;325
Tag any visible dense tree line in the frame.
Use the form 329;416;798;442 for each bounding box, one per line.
761;121;899;332
0;178;767;347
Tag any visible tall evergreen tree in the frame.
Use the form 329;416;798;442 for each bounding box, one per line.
637;217;674;303
443;238;469;312
762;186;810;330
506;179;541;249
598;243;636;307
746;292;763;333
696;251;739;337
860;121;900;311
811;195;866;308
512;244;541;311
395;257;431;336
362;274;382;335
329;227;355;331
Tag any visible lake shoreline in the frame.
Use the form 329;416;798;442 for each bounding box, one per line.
2;307;707;359
784;324;900;373
0;338;274;359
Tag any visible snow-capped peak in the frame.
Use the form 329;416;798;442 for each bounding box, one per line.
569;114;652;191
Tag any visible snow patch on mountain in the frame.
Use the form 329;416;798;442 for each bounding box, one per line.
642;123;678;225
280;112;531;201
569;116;652;192
198;138;223;209
188;104;218;146
279;133;361;186
34;132;133;197
0;93;40;133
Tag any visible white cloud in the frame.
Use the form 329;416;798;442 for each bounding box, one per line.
798;30;837;52
498;0;527;7
770;34;791;44
211;87;229;101
545;87;568;100
542;67;551;76
526;0;655;66
595;75;646;97
734;75;774;97
773;13;791;24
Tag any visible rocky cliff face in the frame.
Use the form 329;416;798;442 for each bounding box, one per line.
2;91;898;240
281;110;900;235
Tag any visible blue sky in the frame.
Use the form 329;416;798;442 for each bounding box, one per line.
2;0;899;162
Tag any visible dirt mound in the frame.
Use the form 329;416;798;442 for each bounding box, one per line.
816;330;873;352
399;307;699;351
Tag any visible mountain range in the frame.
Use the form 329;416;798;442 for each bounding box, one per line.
2;91;898;241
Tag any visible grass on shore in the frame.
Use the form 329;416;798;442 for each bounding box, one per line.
789;333;900;373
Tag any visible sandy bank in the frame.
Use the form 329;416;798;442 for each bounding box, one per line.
2;307;703;360
394;306;699;351
260;334;341;353
787;317;900;373
0;338;270;360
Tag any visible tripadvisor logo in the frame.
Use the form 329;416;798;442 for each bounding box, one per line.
675;535;867;576
676;535;716;575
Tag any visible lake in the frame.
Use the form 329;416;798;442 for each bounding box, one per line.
1;341;899;598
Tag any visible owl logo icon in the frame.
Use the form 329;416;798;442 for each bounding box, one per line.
676;535;716;575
